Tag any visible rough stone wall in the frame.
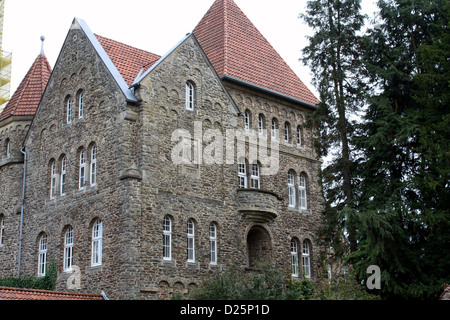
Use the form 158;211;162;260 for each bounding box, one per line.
0;29;322;300
132;35;322;299
8;24;138;299
0;119;30;276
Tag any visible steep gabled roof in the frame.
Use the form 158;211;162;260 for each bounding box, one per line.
0;53;52;122
95;34;161;87
193;0;319;107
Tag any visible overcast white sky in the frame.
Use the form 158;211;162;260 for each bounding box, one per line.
2;0;378;98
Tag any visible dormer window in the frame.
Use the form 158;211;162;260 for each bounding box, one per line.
186;81;195;111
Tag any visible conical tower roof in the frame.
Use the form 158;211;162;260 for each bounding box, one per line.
0;53;52;122
193;0;318;106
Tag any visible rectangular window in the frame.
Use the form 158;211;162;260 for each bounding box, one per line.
38;235;47;277
79;150;86;189
78;92;84;119
67;98;73;124
60;157;67;196
91;220;102;266
187;220;195;263
288;172;296;207
186;82;195;111
163;217;172;260
90;145;97;186
50;162;56;199
0;218;4;246
64;228;74;272
250;164;260;189
302;242;311;278
210;223;217;265
238;161;247;188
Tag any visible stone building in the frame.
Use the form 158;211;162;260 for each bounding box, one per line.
0;0;322;300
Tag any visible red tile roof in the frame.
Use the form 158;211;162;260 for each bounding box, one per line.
0;286;103;300
0;54;52;122
193;0;319;106
95;34;161;87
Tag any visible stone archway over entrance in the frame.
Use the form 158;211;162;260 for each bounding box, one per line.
246;226;272;268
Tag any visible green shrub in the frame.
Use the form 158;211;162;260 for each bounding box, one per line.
0;260;57;291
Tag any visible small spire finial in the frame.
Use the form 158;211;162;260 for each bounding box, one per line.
40;36;45;54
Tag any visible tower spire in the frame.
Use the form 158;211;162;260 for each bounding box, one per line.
40;36;45;55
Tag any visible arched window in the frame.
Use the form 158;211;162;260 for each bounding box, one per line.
284;122;291;144
64;227;74;272
5;138;10;158
0;216;4;246
291;238;299;277
38;234;48;277
238;158;247;188
299;173;307;210
185;81;195;111
288;171;296;207
163;216;172;260
90;144;97;186
271;118;278;139
250;163;260;189
60;157;67;196
244;111;251;131
66;96;74;124
258;114;265;135
209;223;217;265
187;219;195;263
78;90;84;119
91;220;102;267
297;126;302;147
302;240;311;278
79;149;86;189
50;160;57;199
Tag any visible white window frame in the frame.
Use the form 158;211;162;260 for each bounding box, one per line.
244;111;250;132
64;227;74;272
288;171;296;207
0;217;4;246
50;161;57;199
67;97;73;124
271;118;278;139
163;216;172;261
38;234;48;277
238;159;247;188
186;81;195;111
297;126;302;147
291;239;299;277
285;122;290;144
91;220;102;267
60;157;67;196
90;145;97;186
79;149;86;189
187;219;195;263
209;223;217;265
6;139;10;158
78;91;84;119
299;174;307;210
302;241;311;278
258;114;264;135
250;163;260;189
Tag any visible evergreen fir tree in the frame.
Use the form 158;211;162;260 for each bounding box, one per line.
351;0;450;299
300;0;366;256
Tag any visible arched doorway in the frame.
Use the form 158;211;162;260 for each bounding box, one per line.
246;226;272;268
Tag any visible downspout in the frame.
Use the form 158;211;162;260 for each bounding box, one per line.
17;147;27;278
